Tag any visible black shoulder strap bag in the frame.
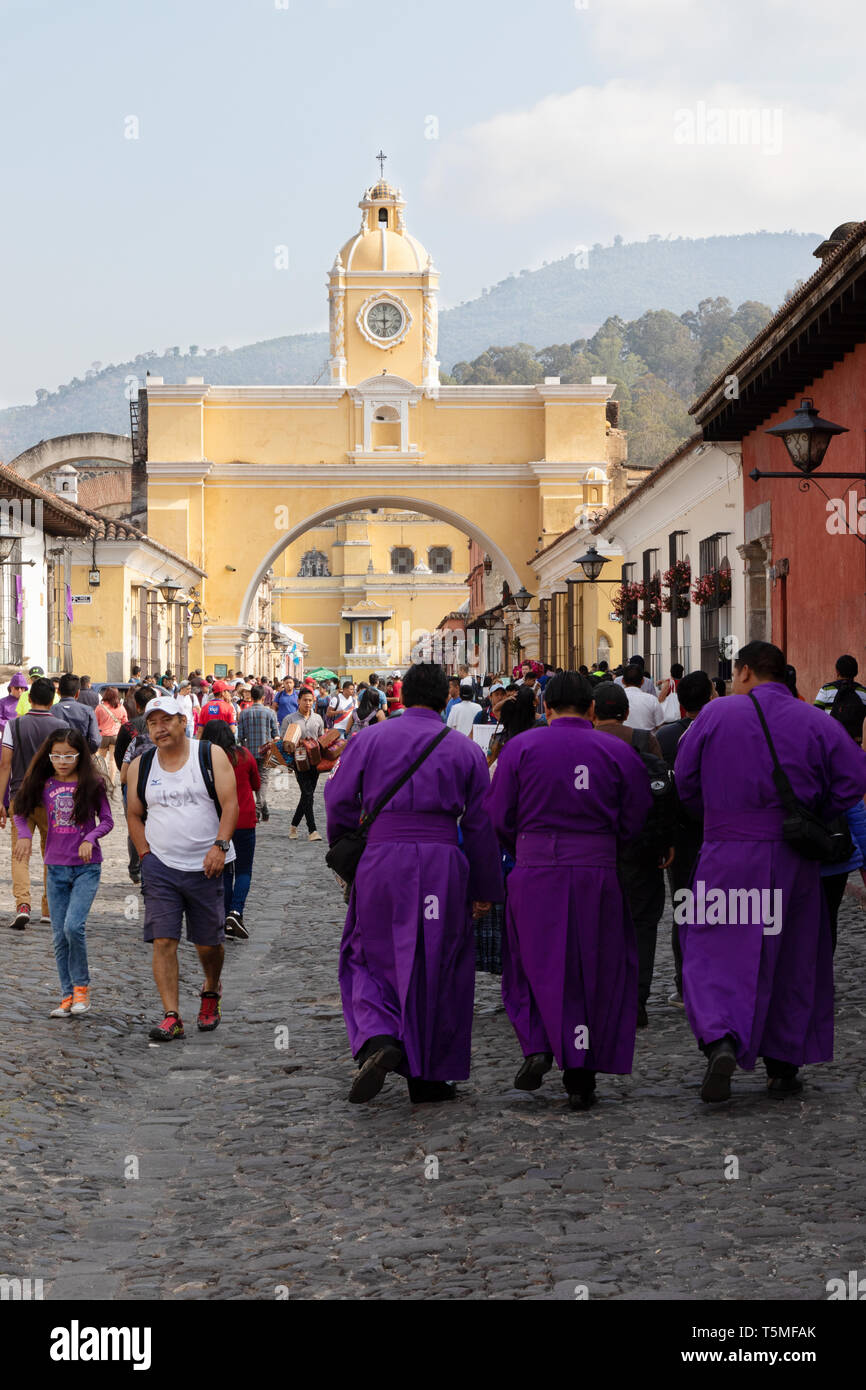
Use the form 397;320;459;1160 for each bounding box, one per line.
325;725;450;889
748;692;853;864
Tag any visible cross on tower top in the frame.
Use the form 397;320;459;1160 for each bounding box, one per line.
376;149;387;178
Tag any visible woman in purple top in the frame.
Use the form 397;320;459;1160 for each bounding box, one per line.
325;663;503;1104
12;727;113;1018
485;671;653;1110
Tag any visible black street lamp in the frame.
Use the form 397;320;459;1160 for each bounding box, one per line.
751;398;864;546
764;398;848;474
574;544;609;582
511;585;534;613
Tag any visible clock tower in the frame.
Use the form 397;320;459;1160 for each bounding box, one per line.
327;179;440;392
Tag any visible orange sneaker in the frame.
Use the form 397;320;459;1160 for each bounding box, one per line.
70;985;91;1015
50;995;73;1018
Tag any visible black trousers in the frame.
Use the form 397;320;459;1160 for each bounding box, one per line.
822;872;847;954
291;768;319;831
619;858;666;1008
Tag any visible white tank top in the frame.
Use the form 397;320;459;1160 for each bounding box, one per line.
144;741;236;872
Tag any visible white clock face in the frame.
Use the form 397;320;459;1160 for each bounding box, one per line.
366;301;404;340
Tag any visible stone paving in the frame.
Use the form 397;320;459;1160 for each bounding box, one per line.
1;767;865;1301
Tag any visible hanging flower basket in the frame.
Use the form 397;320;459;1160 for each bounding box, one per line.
661;592;690;617
662;559;692;595
638;576;663;626
611;581;643;621
692;567;732;608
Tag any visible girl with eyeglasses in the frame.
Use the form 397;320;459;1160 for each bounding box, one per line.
12;729;113;1017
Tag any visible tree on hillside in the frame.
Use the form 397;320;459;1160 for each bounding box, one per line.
625;310;698;397
450;344;543;384
622;373;693;469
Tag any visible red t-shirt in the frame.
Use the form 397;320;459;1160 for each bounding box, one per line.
196;698;236;729
234;747;261;828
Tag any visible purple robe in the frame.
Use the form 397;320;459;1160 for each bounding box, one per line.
324;706;503;1081
484;716;653;1073
674;682;866;1069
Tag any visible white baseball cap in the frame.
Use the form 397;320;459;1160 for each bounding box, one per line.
145;696;184;719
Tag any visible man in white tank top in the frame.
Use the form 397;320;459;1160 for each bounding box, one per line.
126;697;238;1042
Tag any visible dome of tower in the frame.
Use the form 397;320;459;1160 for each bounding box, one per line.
335;182;432;274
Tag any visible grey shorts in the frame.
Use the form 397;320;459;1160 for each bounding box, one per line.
141;852;225;946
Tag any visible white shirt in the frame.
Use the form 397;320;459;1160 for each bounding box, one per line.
623;686;665;731
447;699;483;736
143;740;235;872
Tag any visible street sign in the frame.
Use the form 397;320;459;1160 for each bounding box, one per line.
71;595;92;604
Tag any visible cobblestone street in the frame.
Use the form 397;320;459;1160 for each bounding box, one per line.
2;769;865;1302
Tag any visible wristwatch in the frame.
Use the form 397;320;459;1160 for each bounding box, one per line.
213;840;231;852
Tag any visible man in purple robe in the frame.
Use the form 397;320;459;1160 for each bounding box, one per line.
674;640;866;1102
484;671;652;1110
324;663;503;1105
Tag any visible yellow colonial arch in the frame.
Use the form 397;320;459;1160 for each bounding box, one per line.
143;174;628;672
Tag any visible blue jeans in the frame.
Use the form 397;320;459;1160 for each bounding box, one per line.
224;827;256;915
46;863;101;996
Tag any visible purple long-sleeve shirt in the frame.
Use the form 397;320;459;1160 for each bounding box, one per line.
14;779;114;865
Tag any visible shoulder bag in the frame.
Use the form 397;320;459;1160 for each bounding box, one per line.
748;692;854;864
325;726;450;887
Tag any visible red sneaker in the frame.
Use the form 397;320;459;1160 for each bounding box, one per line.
197;989;221;1032
149;1012;185;1042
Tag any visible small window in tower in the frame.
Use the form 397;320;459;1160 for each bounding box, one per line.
378;208;388;225
428;546;452;575
391;547;414;575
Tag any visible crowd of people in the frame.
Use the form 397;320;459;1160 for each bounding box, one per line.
3;647;866;1111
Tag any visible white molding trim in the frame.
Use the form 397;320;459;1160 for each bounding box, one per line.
146;461;213;477
206;461;538;482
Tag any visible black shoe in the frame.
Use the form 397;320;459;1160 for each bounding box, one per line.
348;1043;404;1104
700;1038;737;1103
767;1074;803;1095
407;1079;457;1104
513;1052;554;1091
10;907;30;931
224;911;249;941
568;1089;597;1112
637;1004;649;1028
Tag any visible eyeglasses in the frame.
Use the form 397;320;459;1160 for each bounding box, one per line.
49;752;79;763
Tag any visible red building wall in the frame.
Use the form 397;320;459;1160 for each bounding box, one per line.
743;339;866;701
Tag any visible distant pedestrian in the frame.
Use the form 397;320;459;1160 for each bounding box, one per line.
283;685;325;841
622;664;665;732
93;685;128;793
200;721;259;941
55;674;101;752
446;680;483;735
195;680;237;736
77;676;100;709
237;684;279;822
275;676;299;726
115;684;158;885
12;727;112;1017
614;656;655;696
815;653;866;744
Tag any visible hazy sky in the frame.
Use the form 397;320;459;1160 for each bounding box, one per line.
1;0;863;407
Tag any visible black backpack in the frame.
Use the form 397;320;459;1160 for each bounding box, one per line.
830;681;866;742
626;728;678;860
136;740;222;821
